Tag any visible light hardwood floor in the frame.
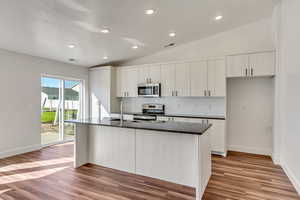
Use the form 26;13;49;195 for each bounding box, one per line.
0;143;299;200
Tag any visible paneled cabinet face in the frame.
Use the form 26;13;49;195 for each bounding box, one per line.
227;52;275;78
138;64;161;84
161;64;176;96
175;63;190;97
117;66;138;97
226;54;248;77
207;59;226;97
190;61;207;97
190;59;226;97
209;119;226;154
249;52;275;76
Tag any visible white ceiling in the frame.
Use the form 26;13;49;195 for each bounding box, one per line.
0;0;275;67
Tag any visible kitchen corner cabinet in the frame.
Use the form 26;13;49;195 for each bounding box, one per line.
227;51;275;78
190;59;226;97
161;63;190;97
116;66;138;97
138;64;161;84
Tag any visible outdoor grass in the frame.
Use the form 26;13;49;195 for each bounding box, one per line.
41;110;77;123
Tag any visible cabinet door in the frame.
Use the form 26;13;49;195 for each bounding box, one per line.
175;63;190;97
161;64;176;96
126;67;138;97
138;65;149;84
190;61;207;97
207;59;226;97
227;55;248;77
209;120;226;154
249;52;275;76
116;68;125;97
148;64;161;83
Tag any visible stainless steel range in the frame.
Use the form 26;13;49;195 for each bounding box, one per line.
133;104;165;121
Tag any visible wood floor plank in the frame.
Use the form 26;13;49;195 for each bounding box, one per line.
0;143;299;200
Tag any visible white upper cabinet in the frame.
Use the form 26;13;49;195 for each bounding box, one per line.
190;61;207;97
249;52;275;77
161;63;190;97
190;59;226;97
149;64;161;83
161;64;176;97
138;64;161;84
226;54;248;77
175;63;190;97
116;66;138;97
227;51;275;78
207;59;226;97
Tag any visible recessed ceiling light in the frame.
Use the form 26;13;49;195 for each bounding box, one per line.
215;15;223;20
100;28;110;33
103;56;108;60
145;9;155;15
69;58;76;62
68;44;76;48
132;45;139;49
169;32;176;37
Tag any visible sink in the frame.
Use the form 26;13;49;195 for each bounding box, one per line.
109;118;140;123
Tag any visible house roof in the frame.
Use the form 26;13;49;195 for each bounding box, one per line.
42;87;79;101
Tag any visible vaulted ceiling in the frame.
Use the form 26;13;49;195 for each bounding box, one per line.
0;0;275;67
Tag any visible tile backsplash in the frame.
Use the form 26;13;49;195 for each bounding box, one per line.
121;97;226;116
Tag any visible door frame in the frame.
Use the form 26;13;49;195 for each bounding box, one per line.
41;74;84;146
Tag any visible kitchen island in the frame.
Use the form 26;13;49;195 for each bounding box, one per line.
66;118;212;200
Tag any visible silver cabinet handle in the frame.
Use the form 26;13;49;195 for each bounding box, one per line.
176;91;178;96
171;91;174;96
208;90;211;96
245;68;248;76
149;78;152;83
204;90;207;96
251;68;253;76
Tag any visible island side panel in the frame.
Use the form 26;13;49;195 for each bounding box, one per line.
88;126;136;173
196;129;212;200
135;129;198;187
74;123;89;168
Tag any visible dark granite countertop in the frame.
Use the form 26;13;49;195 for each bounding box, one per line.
65;118;212;135
111;112;225;120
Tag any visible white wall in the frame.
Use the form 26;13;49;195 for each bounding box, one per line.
275;0;300;194
0;49;89;158
227;77;274;155
122;18;274;65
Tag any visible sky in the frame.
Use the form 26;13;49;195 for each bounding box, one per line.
41;77;80;88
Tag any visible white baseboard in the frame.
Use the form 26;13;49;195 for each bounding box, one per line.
0;144;42;159
281;161;300;195
228;145;272;156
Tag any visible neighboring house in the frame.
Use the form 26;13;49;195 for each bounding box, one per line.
41;85;80;111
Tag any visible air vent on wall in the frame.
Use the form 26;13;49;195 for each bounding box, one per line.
164;43;176;48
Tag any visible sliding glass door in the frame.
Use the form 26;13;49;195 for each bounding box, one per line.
41;77;83;145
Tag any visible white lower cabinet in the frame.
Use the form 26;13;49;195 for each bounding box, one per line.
173;117;227;156
209;120;227;155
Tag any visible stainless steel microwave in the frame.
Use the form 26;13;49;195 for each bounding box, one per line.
138;83;161;97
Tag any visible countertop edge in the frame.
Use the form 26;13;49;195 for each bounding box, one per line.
65;120;212;136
